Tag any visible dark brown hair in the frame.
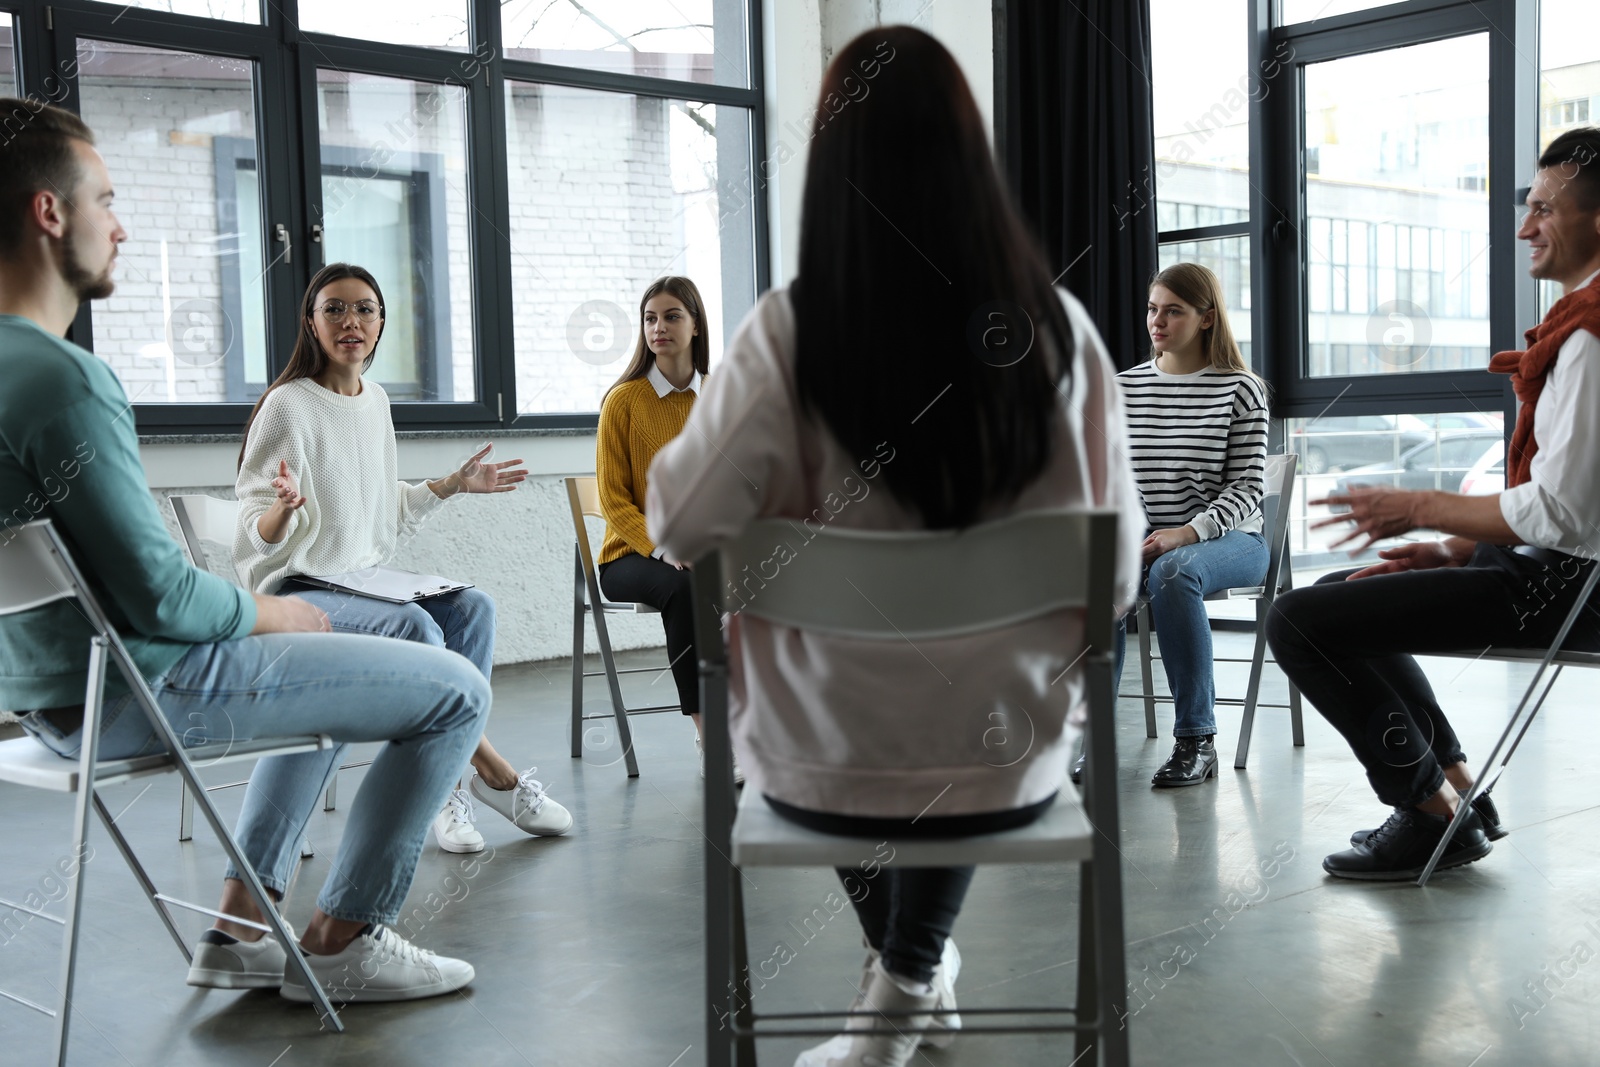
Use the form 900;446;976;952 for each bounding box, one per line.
604;275;710;403
237;263;386;468
792;26;1074;530
0;99;96;254
1539;126;1600;212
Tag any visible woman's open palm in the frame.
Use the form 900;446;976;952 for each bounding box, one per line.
457;444;528;494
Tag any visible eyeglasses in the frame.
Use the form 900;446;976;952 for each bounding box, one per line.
313;301;383;323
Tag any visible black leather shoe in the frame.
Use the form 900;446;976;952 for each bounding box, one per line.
1070;751;1087;784
1350;789;1506;846
1324;807;1491;881
1150;737;1217;788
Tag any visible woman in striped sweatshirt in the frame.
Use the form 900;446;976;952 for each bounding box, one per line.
594;276;726;777
1112;262;1269;787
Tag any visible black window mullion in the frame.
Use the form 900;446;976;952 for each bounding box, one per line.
498;56;760;110
467;0;510;427
1156;221;1252;244
746;0;770;301
1486;0;1536;432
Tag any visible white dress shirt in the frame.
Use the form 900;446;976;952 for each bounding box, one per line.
1499;269;1600;557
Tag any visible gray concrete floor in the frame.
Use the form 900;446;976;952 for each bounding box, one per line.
3;635;1599;1067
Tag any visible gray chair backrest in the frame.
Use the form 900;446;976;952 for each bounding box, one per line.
0;521;78;616
1260;453;1299;595
710;509;1119;647
170;494;241;577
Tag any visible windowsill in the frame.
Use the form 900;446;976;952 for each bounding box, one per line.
137;426;595;445
137;427;602;489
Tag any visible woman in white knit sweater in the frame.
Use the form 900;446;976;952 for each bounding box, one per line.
235;263;572;852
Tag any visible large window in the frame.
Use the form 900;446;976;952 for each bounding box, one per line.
1302;36;1491;378
13;0;766;432
1244;1;1534;585
1151;0;1255;367
505;85;754;414
1539;0;1600;315
77;41;266;406
1;13;15;96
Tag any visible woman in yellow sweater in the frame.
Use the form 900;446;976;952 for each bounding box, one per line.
595;276;721;775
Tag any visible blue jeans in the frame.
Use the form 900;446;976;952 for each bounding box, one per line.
280;582;496;681
1114;530;1268;738
18;633;489;925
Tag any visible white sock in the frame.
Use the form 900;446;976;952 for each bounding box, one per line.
883;968;933;997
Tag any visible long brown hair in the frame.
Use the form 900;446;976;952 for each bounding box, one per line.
238;263;386;468
792;26;1074;530
1149;263;1255;377
603;275;710;404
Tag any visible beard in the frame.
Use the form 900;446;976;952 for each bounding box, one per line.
58;218;116;301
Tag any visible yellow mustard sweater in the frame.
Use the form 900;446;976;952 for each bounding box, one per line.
596;377;697;565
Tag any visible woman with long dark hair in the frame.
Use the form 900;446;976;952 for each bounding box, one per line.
645;28;1141;1067
594;276;723;775
235;263;573;853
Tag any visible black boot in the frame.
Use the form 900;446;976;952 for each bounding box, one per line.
1151;736;1217;788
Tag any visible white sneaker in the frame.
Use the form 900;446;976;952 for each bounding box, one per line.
470;769;573;836
186;923;293;989
696;737;745;785
280;924;474;1003
432;789;485;853
793;958;936;1067
926;937;961;1047
838;938;960;1050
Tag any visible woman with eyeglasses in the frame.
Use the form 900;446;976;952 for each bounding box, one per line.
234;262;573;854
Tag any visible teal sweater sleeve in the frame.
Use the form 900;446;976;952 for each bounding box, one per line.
0;318;255;708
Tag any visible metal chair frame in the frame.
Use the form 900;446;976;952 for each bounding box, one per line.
1417;561;1600;885
0;520;343;1065
168;494;366;844
1128;452;1306;768
695;510;1129;1067
564;476;680;779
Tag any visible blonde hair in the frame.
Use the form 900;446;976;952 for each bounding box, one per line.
1150;263;1255;377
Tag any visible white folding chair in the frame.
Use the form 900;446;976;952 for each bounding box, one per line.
169;495;365;846
0;520;343;1064
1129;452;1306;768
1417;560;1600;885
563;476;681;779
695;510;1129;1067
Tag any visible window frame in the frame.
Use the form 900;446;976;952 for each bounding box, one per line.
11;0;768;435
1252;0;1535;424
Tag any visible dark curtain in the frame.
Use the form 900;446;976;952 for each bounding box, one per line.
1000;0;1159;370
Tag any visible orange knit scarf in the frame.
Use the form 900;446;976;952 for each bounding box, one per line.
1488;278;1600;488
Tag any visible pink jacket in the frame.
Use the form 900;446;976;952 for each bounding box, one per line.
646;287;1142;818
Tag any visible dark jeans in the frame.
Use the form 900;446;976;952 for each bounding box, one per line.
597;551;698;716
765;795;1056;983
1265;543;1600;810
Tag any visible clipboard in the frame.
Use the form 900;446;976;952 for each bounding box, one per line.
296;565;474;604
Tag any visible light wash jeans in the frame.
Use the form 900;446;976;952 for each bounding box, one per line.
1114;529;1269;738
280;582;496;681
19;632;489;924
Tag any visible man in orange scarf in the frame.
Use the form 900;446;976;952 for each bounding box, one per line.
1267;127;1600;882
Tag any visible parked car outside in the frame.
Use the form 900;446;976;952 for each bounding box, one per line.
1458;438;1506;495
1332;430;1504;495
1290;412;1501;475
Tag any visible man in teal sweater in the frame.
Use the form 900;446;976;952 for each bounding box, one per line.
0;100;490;1004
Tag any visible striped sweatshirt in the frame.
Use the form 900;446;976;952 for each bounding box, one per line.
1115;360;1268;540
